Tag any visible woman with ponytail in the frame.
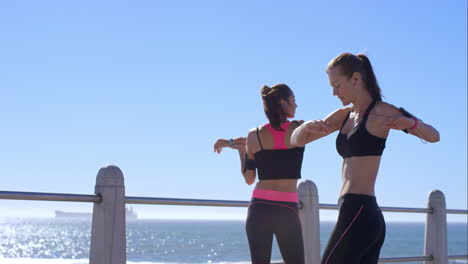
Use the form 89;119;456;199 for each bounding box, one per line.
213;84;306;264
291;53;440;264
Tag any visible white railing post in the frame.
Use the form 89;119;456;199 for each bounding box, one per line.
424;190;448;264
89;165;126;264
298;180;321;264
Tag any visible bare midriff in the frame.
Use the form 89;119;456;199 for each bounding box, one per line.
255;179;299;193
340;155;381;197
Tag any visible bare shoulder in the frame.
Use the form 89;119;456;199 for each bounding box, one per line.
248;124;266;134
338;106;353;115
374;101;401;116
247;125;265;142
323;106;352;130
248;127;257;134
325;106;352;119
291;120;305;127
247;127;258;139
247;126;263;154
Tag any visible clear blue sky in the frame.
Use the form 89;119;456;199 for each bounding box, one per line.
0;0;466;222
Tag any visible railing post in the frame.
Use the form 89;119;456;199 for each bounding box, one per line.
424;190;448;264
298;180;321;264
89;165;126;264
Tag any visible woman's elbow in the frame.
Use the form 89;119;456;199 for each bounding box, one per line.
429;131;440;143
243;173;255;185
245;179;255;185
424;130;440;143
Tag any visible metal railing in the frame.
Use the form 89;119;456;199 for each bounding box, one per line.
0;165;467;264
448;255;468;260
126;196;249;207
379;256;433;263
0;190;100;203
319;203;434;213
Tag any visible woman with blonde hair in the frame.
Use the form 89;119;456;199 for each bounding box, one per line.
292;53;440;264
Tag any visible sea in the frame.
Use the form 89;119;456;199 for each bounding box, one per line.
0;218;466;264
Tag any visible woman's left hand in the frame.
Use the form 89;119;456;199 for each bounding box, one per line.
214;139;229;153
383;115;415;130
213;137;246;153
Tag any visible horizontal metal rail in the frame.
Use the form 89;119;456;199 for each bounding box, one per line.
320;204;432;213
446;209;468;214
378;255;433;262
318;203;339;210
377;255;468;262
126;197;467;215
448;255;468;260
379;206;432;214
319;204;433;213
126;196;249;207
1;192;466;215
0;191;101;203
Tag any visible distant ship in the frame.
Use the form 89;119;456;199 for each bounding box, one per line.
55;207;138;220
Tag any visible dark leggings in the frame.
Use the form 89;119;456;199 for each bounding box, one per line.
246;198;305;264
322;194;386;264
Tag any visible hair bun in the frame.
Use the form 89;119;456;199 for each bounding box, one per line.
356;53;368;61
261;85;271;96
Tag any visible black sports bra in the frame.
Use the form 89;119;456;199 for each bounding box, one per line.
254;121;305;180
336;100;386;158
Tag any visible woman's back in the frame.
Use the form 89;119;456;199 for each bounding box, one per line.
249;121;305;192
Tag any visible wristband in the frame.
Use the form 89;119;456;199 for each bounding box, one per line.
243;153;256;173
400;107;418;134
409;117;419;130
228;138;234;146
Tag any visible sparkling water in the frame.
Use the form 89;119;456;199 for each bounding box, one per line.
0;219;466;264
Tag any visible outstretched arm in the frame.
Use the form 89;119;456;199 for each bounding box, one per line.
213;136;255;185
213;137;246;153
382;104;440;143
291;107;351;146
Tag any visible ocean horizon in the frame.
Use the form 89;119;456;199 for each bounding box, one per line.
0;218;466;264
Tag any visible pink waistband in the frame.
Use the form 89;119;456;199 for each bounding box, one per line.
252;188;298;203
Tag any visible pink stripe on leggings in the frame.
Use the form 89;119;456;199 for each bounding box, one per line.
252;188;298;203
324;204;364;264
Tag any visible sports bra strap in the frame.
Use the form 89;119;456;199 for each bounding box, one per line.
340;111;351;130
341;100;378;130
362;100;378;122
256;127;264;150
364;100;378;116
